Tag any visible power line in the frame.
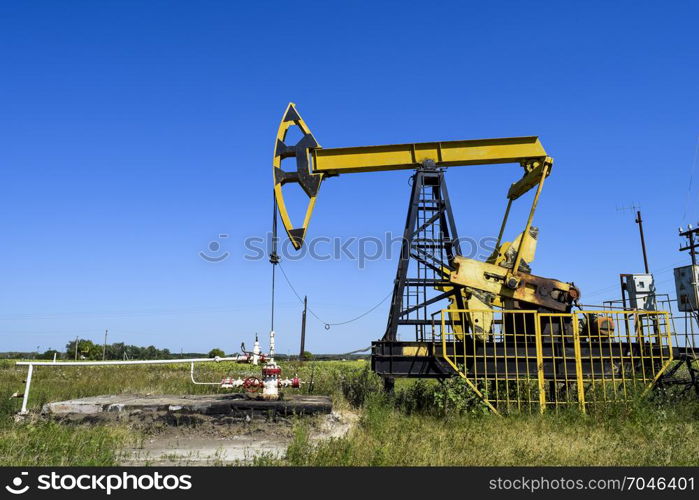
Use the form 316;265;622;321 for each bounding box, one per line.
277;262;392;329
583;260;685;299
338;346;371;356
682;135;699;222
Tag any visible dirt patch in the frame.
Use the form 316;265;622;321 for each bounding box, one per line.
121;410;358;466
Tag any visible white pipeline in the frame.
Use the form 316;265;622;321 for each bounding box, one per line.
15;355;249;415
16;356;246;367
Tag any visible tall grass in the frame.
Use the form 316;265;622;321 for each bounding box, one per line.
0;361;140;465
265;365;699;466
0;358;365;466
0;421;132;466
277;395;699;466
3;359;699;466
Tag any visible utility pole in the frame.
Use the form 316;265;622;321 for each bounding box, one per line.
635;210;650;273
679;225;699;318
74;336;79;361
617;204;650;273
103;329;108;360
680;225;699;267
270;190;280;335
299;295;307;359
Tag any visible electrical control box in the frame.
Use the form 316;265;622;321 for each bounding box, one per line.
621;273;656;310
674;265;699;312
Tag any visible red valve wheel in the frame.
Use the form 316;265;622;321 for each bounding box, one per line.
243;376;262;393
262;366;282;376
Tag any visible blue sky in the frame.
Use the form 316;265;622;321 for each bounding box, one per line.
1;1;698;354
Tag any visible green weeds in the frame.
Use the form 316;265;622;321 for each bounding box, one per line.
2;359;698;466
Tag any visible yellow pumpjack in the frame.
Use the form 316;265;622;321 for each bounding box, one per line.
272;103;580;342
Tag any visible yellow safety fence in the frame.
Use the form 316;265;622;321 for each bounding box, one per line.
435;309;674;414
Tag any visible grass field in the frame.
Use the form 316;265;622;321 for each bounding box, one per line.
1;359;698;466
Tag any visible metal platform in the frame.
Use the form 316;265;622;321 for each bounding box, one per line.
371;339;677;380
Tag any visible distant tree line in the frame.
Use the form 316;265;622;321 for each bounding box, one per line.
63;339;183;360
0;340;230;361
0;341;370;361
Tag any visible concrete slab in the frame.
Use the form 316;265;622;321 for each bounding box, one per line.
42;393;332;423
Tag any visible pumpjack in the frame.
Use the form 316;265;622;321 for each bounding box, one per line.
271;104;673;404
272;104;583;385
